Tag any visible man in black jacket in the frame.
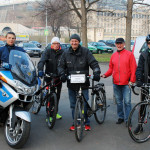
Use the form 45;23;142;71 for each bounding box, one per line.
134;34;150;134
38;37;63;119
58;34;100;131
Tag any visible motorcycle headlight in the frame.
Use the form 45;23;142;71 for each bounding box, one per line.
14;80;36;95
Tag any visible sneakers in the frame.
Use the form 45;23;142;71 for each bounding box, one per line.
116;118;124;124
69;125;75;131
46;117;52;122
56;113;62;120
85;125;91;131
134;125;143;135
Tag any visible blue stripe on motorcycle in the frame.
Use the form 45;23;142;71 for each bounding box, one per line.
0;71;13;80
0;84;13;102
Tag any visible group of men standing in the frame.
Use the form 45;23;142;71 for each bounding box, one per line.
0;31;150;133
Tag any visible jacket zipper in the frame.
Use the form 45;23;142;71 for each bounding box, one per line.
118;52;120;85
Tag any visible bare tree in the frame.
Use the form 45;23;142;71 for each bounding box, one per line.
37;0;73;37
125;0;150;50
125;0;133;50
64;0;113;47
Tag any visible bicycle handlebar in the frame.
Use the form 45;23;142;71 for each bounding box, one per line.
131;83;150;95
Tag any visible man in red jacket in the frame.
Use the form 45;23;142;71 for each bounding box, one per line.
101;38;137;126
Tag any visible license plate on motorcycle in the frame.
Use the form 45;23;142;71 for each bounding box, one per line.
70;74;86;83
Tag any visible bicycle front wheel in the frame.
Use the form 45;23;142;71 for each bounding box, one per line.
46;93;57;129
74;97;84;142
128;101;150;143
94;88;106;124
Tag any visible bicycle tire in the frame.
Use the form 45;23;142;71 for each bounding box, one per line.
74;96;84;142
128;101;150;143
32;93;42;114
94;88;107;124
46;93;57;129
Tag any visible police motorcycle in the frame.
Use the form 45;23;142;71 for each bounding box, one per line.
0;50;41;149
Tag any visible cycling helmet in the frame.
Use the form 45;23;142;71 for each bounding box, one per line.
146;34;150;43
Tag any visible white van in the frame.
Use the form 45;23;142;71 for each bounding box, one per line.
132;36;148;64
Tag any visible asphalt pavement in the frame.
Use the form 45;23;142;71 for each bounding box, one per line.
0;59;148;150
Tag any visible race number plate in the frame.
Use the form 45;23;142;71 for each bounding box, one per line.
70;74;86;83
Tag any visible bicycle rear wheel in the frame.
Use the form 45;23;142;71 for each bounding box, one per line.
94;88;106;124
128;101;150;143
46;93;57;129
74;97;84;142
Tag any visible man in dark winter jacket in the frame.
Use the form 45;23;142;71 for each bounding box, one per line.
58;34;100;131
134;34;150;134
0;32;25;68
38;37;63;120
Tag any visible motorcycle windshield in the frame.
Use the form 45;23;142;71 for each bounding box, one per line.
9;50;36;85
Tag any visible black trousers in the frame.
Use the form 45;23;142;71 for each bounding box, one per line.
45;77;62;112
139;87;149;122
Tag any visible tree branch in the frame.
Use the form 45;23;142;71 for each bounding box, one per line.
87;0;99;10
67;0;82;19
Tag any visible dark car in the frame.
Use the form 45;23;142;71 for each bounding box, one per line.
29;41;42;48
61;43;70;50
0;41;5;47
18;42;42;57
105;40;116;47
98;40;106;44
45;43;70;51
89;42;113;54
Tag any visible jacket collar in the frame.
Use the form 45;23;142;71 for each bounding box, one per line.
69;45;82;56
117;48;126;53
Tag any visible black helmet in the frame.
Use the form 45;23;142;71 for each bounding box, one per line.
146;34;150;43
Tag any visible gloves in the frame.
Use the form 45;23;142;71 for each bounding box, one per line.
136;79;143;87
2;62;11;70
38;71;44;77
60;74;66;83
93;74;100;81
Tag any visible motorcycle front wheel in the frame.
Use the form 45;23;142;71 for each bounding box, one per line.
4;118;31;149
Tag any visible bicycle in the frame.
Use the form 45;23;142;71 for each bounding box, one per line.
32;73;61;129
69;74;107;142
128;83;150;143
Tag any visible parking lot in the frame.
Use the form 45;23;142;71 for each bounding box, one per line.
0;58;148;150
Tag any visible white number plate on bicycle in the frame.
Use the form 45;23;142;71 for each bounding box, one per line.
70;74;86;83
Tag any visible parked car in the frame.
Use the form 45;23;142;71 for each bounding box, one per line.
98;40;106;44
29;41;42;48
79;42;98;53
61;43;70;50
18;42;42;57
88;43;98;53
45;43;70;50
0;41;5;47
132;36;147;64
89;42;113;54
105;40;116;47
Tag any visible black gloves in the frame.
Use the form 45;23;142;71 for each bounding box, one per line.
93;74;100;81
136;79;143;87
60;75;66;83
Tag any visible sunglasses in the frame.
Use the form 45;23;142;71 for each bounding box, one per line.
147;42;150;45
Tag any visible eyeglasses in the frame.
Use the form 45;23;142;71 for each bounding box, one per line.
147;42;150;45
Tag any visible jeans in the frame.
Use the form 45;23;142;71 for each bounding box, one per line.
113;84;131;122
68;88;90;125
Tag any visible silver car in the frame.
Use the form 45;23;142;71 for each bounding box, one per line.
18;43;42;57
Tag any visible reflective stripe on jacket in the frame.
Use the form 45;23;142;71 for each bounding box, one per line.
104;49;137;85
